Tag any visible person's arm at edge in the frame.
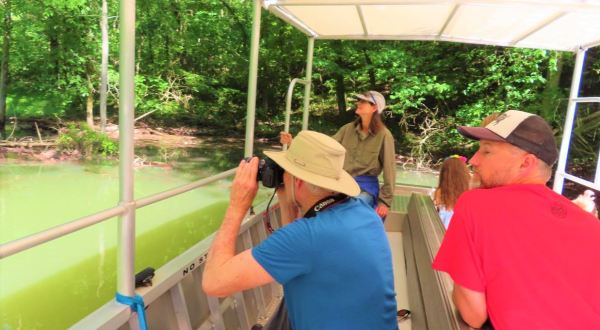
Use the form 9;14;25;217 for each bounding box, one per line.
453;283;488;328
376;130;396;217
202;158;274;297
279;132;293;146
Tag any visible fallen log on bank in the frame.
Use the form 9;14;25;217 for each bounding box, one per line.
0;141;56;148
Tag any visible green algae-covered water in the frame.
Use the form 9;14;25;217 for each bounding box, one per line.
0;161;269;329
0;144;438;329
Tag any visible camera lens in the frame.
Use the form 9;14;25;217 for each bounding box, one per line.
255;157;284;188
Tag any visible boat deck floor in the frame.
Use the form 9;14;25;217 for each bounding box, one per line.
387;176;438;329
388;231;412;330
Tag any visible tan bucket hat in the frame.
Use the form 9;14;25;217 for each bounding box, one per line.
264;130;360;197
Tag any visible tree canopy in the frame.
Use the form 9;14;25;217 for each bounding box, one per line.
1;0;598;165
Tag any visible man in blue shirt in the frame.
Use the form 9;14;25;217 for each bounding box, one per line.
203;130;398;330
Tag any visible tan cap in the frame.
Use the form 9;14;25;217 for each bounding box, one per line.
264;130;360;196
356;91;386;114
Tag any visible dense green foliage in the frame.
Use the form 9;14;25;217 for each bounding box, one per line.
1;0;598;167
57;122;117;157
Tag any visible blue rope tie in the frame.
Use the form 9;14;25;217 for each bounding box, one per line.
116;292;148;330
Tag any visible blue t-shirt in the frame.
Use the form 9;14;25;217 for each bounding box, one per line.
252;198;398;330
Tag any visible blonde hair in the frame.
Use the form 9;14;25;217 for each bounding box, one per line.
481;112;502;127
435;157;471;210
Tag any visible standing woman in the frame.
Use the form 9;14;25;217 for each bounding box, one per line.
281;91;396;218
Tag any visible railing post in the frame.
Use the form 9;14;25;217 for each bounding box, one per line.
244;0;262;158
117;0;136;297
301;37;314;131
283;78;308;151
553;48;586;194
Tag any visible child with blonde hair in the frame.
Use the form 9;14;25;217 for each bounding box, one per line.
434;155;471;229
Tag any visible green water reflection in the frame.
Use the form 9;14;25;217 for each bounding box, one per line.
395;168;438;188
0;143;273;329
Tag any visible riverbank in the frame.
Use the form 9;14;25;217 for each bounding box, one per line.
0;120;270;164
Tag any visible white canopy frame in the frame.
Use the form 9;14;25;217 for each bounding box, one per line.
262;0;600;52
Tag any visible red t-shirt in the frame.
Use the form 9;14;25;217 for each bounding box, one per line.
433;184;600;329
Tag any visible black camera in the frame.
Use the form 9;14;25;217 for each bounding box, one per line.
255;157;285;188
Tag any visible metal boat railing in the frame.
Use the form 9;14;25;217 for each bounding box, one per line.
552;48;600;194
0;169;236;259
71;204;284;330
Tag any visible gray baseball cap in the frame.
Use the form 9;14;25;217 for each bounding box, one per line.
457;110;558;165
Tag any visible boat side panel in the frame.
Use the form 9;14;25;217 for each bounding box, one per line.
71;206;283;330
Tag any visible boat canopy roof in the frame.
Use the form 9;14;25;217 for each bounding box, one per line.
263;0;600;52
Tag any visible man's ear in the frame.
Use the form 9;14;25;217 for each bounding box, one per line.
294;176;305;192
520;153;538;173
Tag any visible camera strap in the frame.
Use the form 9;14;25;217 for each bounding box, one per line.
303;194;349;219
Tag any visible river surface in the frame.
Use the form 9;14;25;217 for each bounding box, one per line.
0;140;438;329
0;141;277;329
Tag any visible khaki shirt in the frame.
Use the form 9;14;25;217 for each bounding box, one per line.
332;121;396;206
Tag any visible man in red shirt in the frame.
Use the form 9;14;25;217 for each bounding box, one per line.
433;110;600;329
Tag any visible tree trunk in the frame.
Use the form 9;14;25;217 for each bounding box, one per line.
334;72;347;115
86;76;94;128
0;0;12;138
540;51;564;120
363;48;376;89
218;0;249;49
332;41;353;122
99;0;108;132
86;93;94;128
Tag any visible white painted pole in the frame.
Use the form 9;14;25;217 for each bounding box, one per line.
301;37;314;130
553;48;586;194
100;0;109;132
244;0;262;158
118;0;136;297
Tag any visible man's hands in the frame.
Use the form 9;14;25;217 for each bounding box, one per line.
229;157;259;215
375;203;389;218
202;157;274;297
279;132;293;145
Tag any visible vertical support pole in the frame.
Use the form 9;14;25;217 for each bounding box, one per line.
207;296;226;330
553;48;586;194
301;37;315;131
170;283;193;330
117;0;136;297
100;0;109;133
595;144;600;185
244;0;262;158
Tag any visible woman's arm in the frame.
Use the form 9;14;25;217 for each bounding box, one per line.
378;130;396;208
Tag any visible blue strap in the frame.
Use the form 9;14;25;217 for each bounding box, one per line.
116;292;148;330
354;175;379;207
